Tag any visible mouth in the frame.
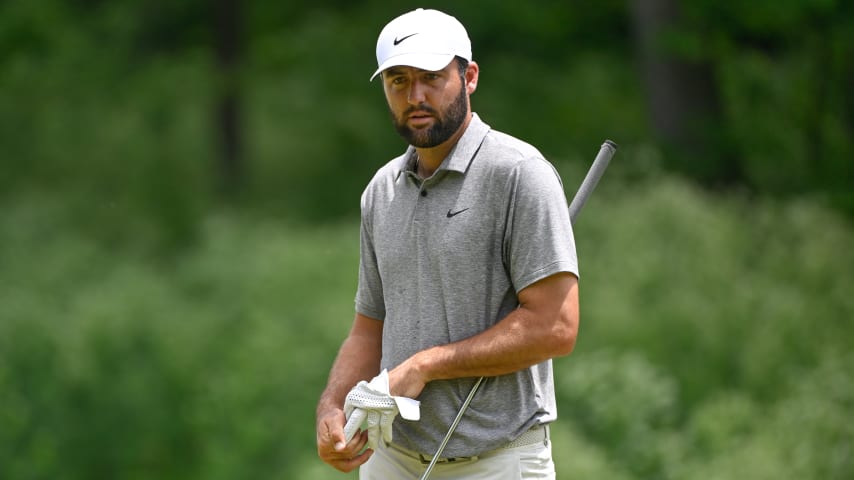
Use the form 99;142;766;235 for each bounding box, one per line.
407;111;434;126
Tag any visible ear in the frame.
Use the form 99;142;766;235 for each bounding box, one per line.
465;61;479;95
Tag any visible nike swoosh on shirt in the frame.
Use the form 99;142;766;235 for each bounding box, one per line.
446;208;470;218
393;33;418;46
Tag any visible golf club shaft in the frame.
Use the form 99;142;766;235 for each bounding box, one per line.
419;376;483;479
569;140;617;222
420;139;617;480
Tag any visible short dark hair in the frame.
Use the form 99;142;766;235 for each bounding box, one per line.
455;56;469;78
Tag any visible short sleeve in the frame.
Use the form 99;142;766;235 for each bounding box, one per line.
355;189;386;320
504;157;578;292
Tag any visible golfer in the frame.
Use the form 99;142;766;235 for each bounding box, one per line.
316;8;579;479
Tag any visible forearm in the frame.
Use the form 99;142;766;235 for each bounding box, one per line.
420;306;573;380
316;314;380;472
401;273;579;385
317;314;383;415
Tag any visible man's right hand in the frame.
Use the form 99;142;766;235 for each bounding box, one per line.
316;407;374;472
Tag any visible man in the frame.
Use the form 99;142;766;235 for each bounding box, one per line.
316;8;579;479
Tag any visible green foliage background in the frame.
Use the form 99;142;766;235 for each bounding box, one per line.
1;1;852;479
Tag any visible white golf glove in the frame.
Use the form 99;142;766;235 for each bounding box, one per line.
343;369;420;449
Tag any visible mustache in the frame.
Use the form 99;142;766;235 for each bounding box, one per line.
403;104;439;116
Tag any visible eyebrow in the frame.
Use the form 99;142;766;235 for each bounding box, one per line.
385;66;442;78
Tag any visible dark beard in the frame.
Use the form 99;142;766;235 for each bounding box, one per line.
390;85;468;148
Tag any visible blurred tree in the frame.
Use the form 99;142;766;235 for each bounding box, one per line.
672;0;853;212
213;0;245;196
629;0;738;185
0;0;850;223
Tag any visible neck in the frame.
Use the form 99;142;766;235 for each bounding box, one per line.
414;112;472;178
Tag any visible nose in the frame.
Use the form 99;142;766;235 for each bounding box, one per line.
407;79;426;105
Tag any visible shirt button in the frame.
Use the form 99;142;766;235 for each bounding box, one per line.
421;190;427;197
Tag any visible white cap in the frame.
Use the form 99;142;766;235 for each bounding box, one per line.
370;8;472;81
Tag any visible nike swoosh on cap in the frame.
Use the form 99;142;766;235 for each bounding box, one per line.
393;33;418;45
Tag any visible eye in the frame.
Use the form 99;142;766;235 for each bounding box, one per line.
423;73;440;81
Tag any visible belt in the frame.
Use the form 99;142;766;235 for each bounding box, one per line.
388;424;549;465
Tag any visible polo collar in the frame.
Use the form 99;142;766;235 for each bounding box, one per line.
398;113;491;178
442;113;491;174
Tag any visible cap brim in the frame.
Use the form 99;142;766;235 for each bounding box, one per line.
369;53;455;81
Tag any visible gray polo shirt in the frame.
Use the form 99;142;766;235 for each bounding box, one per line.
356;113;578;457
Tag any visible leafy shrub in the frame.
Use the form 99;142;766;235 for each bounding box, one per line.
2;172;853;479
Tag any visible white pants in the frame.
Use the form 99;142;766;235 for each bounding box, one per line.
359;438;555;480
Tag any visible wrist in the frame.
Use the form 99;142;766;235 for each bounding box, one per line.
317;394;343;418
412;346;440;383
